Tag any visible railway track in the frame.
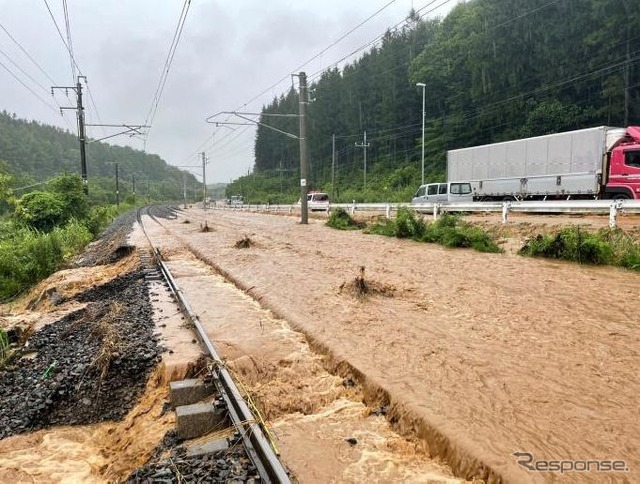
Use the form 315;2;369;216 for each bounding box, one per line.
136;205;291;484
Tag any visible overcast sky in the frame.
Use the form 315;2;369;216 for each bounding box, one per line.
0;0;460;184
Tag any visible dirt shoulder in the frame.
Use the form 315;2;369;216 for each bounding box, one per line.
160;207;640;483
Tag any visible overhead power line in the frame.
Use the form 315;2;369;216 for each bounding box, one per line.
0;58;60;115
237;0;400;112
144;0;192;133
62;0;76;81
0;20;58;86
185;0;403;164
42;0;82;77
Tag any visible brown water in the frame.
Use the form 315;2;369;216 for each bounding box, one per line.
0;367;172;483
152;207;640;483
163;249;461;482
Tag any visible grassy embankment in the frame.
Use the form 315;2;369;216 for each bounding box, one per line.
0;204;129;302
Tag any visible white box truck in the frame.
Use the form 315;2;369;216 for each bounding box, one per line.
447;126;640;200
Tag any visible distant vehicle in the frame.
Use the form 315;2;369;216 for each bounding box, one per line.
228;195;244;206
412;182;473;204
298;192;330;211
447;125;640;201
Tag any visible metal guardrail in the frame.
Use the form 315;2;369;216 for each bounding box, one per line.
211;199;640;228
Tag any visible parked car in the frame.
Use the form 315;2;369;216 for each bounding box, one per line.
411;182;473;204
297;192;330;211
227;195;244;206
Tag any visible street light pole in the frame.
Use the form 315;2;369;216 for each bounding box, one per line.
416;82;426;186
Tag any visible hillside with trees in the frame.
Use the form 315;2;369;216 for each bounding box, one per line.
0;111;198;205
235;0;639;203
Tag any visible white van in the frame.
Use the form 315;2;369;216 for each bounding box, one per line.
411;182;473;204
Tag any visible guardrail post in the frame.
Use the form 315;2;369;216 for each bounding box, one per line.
609;201;622;228
502;202;510;224
350;200;356;215
385;204;391;219
432;203;439;221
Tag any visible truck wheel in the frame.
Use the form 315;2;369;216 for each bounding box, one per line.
612;193;630;200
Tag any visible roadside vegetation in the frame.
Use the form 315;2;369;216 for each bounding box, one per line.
326;208;367;230
347;208;502;253
0;172;129;302
519;227;640;270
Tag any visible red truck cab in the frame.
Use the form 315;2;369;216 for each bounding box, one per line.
605;126;640;199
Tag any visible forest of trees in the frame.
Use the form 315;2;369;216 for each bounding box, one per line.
0;111;198;205
236;0;639;203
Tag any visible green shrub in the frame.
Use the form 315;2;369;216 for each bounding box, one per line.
364;217;397;237
14;191;66;231
86;205;119;236
421;215;502;253
519;227;613;265
326;208;366;230
49;173;89;221
518;226;640;269
394;207;426;239
364;211;501;253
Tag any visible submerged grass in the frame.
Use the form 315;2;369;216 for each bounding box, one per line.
519;226;640;270
364;208;502;253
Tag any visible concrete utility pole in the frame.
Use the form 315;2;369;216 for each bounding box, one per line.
416;82;426;186
132;174;136;205
298;71;309;224
183;173;187;208
332;133;336;199
53;77;149;196
115;162;119;208
200;151;207;210
52;75;88;194
355;131;370;190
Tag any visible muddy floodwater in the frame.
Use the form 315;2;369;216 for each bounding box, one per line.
1;207;638;483
152;207;640;483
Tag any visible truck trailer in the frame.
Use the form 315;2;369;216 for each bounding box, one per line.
447;126;640;200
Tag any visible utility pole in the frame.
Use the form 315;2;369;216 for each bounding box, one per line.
332;133;336;199
52;76;88;194
298;71;309;224
132;174;136;205
183;173;187;208
416;82;426;186
200;151;207;210
115;162;119;208
355;131;370;190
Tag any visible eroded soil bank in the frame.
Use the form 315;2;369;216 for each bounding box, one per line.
154;207;640;483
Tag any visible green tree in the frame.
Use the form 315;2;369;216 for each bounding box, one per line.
48;173;89;221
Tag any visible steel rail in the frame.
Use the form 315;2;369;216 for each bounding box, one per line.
137;206;291;484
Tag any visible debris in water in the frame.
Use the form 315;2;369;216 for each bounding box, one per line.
234;236;253;249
